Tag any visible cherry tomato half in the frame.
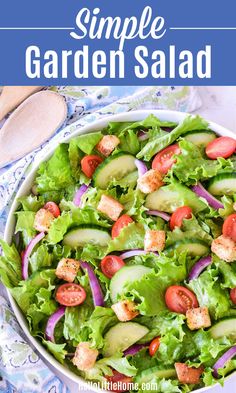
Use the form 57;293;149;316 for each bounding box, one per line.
205;136;236;159
165;285;199;314
230;288;236;305
152;144;181;175
44;201;61;218
111;215;134;239
81;155;103;178
106;370;133;392
149;337;161;356
170;206;192;231
222;213;236;242
55;283;86;306
101;255;125;279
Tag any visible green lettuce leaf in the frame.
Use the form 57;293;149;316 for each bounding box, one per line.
84;355;137;382
29;244;54;272
42;340;67;363
47;212;72;244
63;272;94;344
15;211;36;243
166;215;213;248
27;286;57;334
119;188;145;217
122;253;187;316
107;222;145;253
0;240;22;287
193;329;233;367
106;114;176;136
169;140;234;185
212;256;236;289
68;138;84;181
188;269;231;320
71;132;102;155
36;144;74;193
18;195;43;212
137;115;209;160
82;307;118;349
118;129;140;155
10;269;56;313
137;311;186;343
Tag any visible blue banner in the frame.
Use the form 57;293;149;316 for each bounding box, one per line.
0;0;236;85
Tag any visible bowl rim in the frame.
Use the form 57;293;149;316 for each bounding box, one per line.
3;109;236;392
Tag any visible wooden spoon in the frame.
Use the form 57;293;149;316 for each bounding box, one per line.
0;91;67;168
0;86;43;121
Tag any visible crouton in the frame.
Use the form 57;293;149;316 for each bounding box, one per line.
211;235;236;262
144;229;166;252
72;342;98;371
55;258;81;283
186;307;211;330
34;208;55;232
96;135;120;157
111;300;139;321
137;169;163;194
97;195;124;221
175;363;204;384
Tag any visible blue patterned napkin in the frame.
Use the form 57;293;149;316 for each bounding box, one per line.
0;86;202;392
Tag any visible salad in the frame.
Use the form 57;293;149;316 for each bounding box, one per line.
1;114;236;393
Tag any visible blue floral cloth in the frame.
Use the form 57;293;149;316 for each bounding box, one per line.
0;86;202;392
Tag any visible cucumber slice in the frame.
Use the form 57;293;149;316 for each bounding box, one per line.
110;265;152;303
183;130;216;147
145;182;207;214
210;318;236;340
103;322;149;357
63;225;111;247
135;367;177;384
93;152;136;189
166;238;209;257
208;173;236;195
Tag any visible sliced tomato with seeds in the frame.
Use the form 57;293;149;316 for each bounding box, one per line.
170;206;192;231
44;201;61;218
106;370;133;392
81;155;103;178
230;288;236;305
205;136;236;159
111;215;134;239
55;283;86;306
222;213;236;242
165;285;199;314
149;337;161;356
101;255;125;279
152;144;181;175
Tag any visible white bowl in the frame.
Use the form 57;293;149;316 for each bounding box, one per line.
4;110;236;392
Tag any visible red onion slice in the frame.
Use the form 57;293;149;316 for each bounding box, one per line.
213;346;236;378
188;256;212;281
124;343;149;356
73;184;89;207
146;210;171;222
45;306;66;342
135;159;148;177
161;127;174;132
138;130;149;141
120;249;158;259
191;182;224;210
80;261;104;307
22;232;45;280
